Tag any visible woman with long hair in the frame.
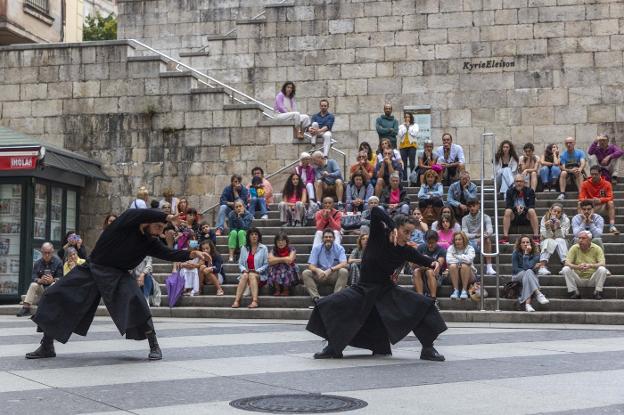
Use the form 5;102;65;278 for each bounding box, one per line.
436;214;455;250
512;235;550;312
347;233;369;286
495;140;519;195
417;170;444;222
398;112;419;179
431;205;461;232
346;172;374;213
539;143;561;192
416;140;439;185
519;142;540;191
278;173;308;226
177;198;189;222
538;202;570;275
232;228;268;309
446;231;476;300
198;240;225;296
274;81;311;139
268;232;298;296
358;141;376;166
103;213;117;230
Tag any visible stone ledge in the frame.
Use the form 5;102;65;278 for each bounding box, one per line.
257;119;296;127
265;1;295;8
223;103;264;110
0;39;135;51
127;55;168;63
179;51;211;57
205;34;237;41
236;18;267;25
159;70;198;79
190;87;225;94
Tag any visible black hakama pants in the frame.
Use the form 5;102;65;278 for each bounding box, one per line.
32;263;154;343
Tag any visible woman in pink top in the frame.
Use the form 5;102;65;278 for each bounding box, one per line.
295;152;317;203
436;214;455;249
274;81;311;139
278;173;308;227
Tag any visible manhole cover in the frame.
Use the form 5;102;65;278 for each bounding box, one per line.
229;393;368;413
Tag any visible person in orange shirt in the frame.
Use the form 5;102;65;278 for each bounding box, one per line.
349;150;374;182
579;165;618;234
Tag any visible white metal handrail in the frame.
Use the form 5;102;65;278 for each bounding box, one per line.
479;132;501;311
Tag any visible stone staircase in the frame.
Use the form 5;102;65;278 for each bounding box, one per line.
147;181;624;325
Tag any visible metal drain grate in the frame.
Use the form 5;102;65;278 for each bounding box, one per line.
229;393;368;413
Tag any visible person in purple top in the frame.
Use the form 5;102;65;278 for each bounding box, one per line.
274;81;310;140
588;134;623;183
309;99;335;157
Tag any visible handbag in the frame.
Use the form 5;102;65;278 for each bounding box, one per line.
501;281;522;299
341;213;363;230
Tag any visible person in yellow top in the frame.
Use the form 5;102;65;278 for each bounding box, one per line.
561;230;609;300
63;247;86;276
398;113;419;182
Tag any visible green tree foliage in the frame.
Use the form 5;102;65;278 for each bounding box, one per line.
83;12;117;41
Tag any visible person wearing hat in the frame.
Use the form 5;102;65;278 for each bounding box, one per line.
295;152;317;203
587;134;623;183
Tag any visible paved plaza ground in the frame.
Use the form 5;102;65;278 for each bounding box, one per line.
0;316;623;414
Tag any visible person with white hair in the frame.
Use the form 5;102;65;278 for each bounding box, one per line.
16;242;63;317
295;152;317;203
561;230;609;300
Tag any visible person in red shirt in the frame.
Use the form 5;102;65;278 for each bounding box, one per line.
312;197;342;247
579;165;618;234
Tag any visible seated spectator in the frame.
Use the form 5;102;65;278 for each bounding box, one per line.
558;136;586;200
313;197;342;246
358;141;377;166
197;221;216;245
512;235;550;312
579;165;619;234
134;255;161;306
418;170;444;218
251;166;274;204
398;112;419;179
519;143;540;191
376;103;399;149
358;195;380;234
309;99;334;157
248;175;269;220
268;232;298;297
435;133;465;186
539;144;561;192
232;228;268;308
177;197;189;222
274;81;311;139
150;199;160;209
447;171;477;219
375;138;403;170
538;202;569;275
58;231;87;262
374;146;403;197
408;207;429;247
380;172;410;217
415;139;439;185
461;200;496;275
295;152;317;204
63;247;86;276
198;240;224;296
436;214;456;250
129;186;149;209
350;150;375;183
103;213;117;231
313;151;344;203
159;188;179;213
348;233;368;286
562;230;609;300
495;140;519;196
346;172;373;213
160;202;172;215
431;205;461;232
227;199;254;262
572;200;604;248
185;208;201;234
16;242;63;317
447;231;476;300
302;228;348;305
588;134;623;183
413;230;446;308
215;175;248;235
176;240;201;297
279;173;308;226
501;175;539;245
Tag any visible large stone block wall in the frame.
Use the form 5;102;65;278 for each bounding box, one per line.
118;0;624;171
0;41;305;246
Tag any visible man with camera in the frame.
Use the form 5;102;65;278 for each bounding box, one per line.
16;242;63;317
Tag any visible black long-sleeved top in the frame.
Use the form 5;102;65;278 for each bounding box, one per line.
90;209;191;270
359;207;434;285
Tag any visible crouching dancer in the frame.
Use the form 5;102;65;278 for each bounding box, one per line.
306;206;447;361
26;208;209;361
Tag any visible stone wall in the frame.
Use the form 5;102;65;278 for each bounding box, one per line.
118;0;624;172
0;40;304;246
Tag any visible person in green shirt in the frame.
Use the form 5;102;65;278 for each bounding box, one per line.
561;230;609;300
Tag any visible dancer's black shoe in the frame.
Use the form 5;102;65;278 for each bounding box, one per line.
25;336;55;359
420;346;445;362
147;331;162;360
313;345;343;359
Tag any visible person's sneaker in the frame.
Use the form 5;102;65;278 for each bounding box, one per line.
313;345;343;359
499;236;509;245
593;291;603;300
420;346;445;362
525;303;536;312
538;267;551;275
16;307;31;317
260;214;268;220
536;292;550;305
460;290;469;300
486;266;496;275
610;226;619;235
557;193;565;200
450;289;460;300
569;291;581;299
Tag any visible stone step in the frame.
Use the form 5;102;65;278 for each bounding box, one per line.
158;71;199;94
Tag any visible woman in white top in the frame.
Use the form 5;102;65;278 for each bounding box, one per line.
397;113;419;179
494;140;519;196
538;202;570;275
446;231;476;300
129;186;149;209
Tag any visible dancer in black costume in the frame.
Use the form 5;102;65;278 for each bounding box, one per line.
307;206;447;360
26;208;210;360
